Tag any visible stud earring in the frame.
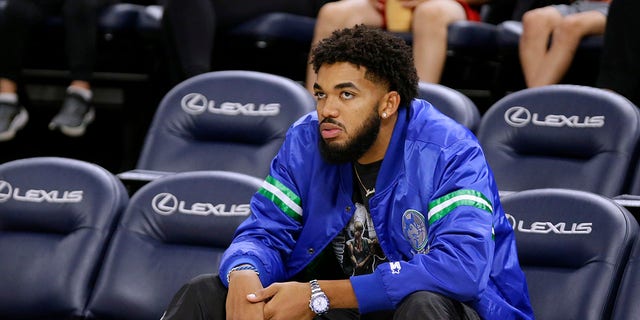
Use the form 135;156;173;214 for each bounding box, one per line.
382;112;387;118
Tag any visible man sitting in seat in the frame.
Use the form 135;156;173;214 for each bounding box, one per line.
161;24;533;320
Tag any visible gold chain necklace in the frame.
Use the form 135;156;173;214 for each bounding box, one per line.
353;165;375;197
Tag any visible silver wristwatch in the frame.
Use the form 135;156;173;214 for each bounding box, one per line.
308;279;330;315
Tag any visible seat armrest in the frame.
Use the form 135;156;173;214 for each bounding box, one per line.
499;190;516;198
117;169;175;194
613;194;640;221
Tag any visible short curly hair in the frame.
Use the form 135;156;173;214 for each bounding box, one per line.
310;24;418;107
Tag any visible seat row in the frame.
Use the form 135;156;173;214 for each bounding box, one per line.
0;1;320;83
502;188;639;320
121;69;640;202
2;156;640;320
112;69;640;227
133;2;602;93
0;157;261;320
470;84;640;222
117;69;480;190
0;1;155;77
0;1;602;94
432;83;640;222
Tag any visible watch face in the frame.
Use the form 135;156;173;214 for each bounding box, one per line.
312;295;329;312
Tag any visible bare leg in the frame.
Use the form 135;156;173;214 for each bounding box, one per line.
0;78;17;94
528;10;607;87
519;7;563;87
69;80;90;90
305;0;383;92
411;0;466;83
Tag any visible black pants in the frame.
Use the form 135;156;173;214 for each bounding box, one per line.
161;274;481;320
596;0;640;107
161;0;332;83
0;0;109;82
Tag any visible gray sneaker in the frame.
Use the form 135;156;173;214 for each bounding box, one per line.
49;91;95;137
0;102;29;142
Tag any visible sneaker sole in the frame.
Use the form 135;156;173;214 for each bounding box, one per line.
55;108;95;137
0;108;29;142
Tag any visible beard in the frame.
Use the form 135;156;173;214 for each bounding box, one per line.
318;108;381;164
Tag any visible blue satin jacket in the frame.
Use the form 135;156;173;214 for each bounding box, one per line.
220;99;534;319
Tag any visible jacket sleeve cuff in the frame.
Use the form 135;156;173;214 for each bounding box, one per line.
350;272;394;313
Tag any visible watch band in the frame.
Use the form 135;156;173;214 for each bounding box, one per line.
310;279;322;294
309;279;330;315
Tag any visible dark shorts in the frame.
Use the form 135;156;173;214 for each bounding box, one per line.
379;0;481;29
552;0;610;17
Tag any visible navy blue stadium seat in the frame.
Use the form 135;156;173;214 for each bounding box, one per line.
84;170;262;320
502;188;638;320
36;2;145;30
418;82;481;132
477;84;640;197
230;12;317;46
98;3;145;32
446;20;499;54
136;3;163;34
134;5;319;81
611;235;640;320
222;12;319;81
119;70;315;190
134;7;317;46
0;157;129;319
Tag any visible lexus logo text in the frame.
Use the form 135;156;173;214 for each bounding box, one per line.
152;192;251;216
504;106;605;128
181;93;280;116
0;180;83;203
506;214;592;234
0;180;12;202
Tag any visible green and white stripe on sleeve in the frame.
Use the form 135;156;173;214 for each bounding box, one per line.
258;175;303;222
427;189;493;225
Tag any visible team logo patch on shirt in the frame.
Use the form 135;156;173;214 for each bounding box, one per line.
402;209;428;253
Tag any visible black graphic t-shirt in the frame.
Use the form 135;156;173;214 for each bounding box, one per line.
332;161;388;277
292;161;389;281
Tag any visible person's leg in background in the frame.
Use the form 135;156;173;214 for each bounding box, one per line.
520;2;608;88
0;0;45;141
162;0;216;84
305;0;384;92
411;0;467;84
49;0;105;137
162;0;328;87
597;0;640;106
518;6;563;87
